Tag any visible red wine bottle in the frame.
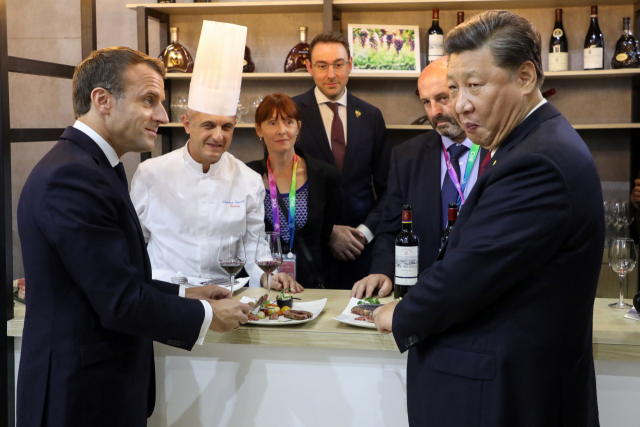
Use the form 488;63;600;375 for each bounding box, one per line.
549;9;569;72
427;9;444;64
440;203;458;250
542;88;556;99
457;12;464;26
395;205;420;299
584;5;604;70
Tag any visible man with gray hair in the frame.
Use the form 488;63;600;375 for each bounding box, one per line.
374;11;603;426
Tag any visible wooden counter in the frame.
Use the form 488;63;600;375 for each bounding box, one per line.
8;288;640;360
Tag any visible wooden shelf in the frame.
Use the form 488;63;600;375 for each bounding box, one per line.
332;0;637;12
159;123;640;130
165;69;640;81
126;1;323;15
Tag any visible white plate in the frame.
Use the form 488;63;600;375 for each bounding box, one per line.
152;269;249;293
333;297;378;329
241;296;327;326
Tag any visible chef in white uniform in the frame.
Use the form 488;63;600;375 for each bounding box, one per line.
131;21;299;290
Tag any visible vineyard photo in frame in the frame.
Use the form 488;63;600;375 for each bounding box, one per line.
347;24;421;73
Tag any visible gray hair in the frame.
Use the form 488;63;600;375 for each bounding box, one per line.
445;10;544;88
72;47;165;118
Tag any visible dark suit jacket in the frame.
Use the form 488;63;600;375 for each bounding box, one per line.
247;147;342;288
16;127;205;427
371;131;488;279
392;103;604;427
292;88;391;234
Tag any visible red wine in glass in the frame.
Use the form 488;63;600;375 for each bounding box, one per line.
257;261;282;275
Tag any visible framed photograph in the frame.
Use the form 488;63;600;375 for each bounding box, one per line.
347;24;420;73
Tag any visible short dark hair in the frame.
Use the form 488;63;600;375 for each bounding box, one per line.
309;32;351;62
72;47;165;118
445;10;544;88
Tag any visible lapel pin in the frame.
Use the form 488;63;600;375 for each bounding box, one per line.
355;110;361;118
493;160;497;165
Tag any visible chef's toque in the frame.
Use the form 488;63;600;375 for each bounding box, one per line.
188;20;247;117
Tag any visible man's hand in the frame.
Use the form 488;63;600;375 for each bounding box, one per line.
330;225;365;261
351;274;393;299
373;300;398;334
261;272;304;294
207;299;250;333
185;284;231;301
631;179;640;209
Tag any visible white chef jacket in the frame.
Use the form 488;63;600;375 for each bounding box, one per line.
130;142;266;286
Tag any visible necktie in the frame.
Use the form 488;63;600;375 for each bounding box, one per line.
479;151;492;177
326;102;346;172
441;144;469;229
113;162;128;190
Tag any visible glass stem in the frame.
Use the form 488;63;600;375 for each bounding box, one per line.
619;274;626;306
267;273;271;298
229;275;235;298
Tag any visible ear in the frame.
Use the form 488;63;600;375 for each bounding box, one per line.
347;57;353;74
516;61;538;96
182;113;191;135
255;122;263;139
305;58;313;74
297;120;302;132
90;87;112;115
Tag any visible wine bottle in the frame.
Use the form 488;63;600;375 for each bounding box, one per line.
457;12;465;26
243;45;256;73
158;27;194;73
542;88;556;99
395;205;420;299
549;9;569;72
584;5;604;70
440;203;458;250
284;26;310;73
612;17;640;69
427;9;444;64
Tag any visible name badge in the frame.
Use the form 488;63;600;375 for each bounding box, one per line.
280;253;296;280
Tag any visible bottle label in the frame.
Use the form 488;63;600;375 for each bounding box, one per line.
428;34;444;61
616;52;629;61
243;60;248;66
549;52;568;71
402;211;412;222
395;246;418;285
552;28;564;38
584;47;603;69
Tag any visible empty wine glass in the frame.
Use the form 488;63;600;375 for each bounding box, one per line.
255;232;282;300
612;202;634;237
604;201;612;227
217;235;246;298
608;238;636;309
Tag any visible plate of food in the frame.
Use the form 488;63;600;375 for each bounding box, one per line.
242;291;326;326
333;297;383;329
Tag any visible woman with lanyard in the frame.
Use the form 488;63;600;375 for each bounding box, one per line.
247;93;342;289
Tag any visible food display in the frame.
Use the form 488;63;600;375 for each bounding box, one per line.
247;293;312;322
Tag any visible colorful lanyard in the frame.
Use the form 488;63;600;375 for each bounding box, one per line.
442;142;480;206
266;154;298;252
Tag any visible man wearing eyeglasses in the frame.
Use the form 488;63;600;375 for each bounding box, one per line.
293;31;392;289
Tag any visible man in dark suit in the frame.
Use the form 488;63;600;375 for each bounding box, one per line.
17;47;250;427
374;11;604;427
292;32;391;289
352;57;488;298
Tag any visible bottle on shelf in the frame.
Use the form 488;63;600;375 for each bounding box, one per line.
457;12;465;26
549;9;569;72
427;9;444;65
584;5;604;70
612;17;640;69
395;205;420;299
542;88;556;99
284;26;310;73
159;27;194;73
243;46;256;73
440;203;457;251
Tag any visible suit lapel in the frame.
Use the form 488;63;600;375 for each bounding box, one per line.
343;94;360;178
300;89;335;165
425;133;444;239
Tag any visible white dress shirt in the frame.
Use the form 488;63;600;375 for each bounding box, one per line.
440;135;480;201
73;122;212;346
130;142;266;286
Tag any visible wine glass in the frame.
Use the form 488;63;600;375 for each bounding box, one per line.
604;201;612;227
255;232;282;300
608;237;637;309
612;202;634;237
217;235;246;298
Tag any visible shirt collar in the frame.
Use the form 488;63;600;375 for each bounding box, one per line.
73;120;119;167
441;134;473;151
522;98;547;123
182;140;226;175
314;86;348;107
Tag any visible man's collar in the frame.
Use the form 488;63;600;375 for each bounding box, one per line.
522;98;547;123
73;120;119;167
314;86;348;106
182;140;225;175
441;134;473;150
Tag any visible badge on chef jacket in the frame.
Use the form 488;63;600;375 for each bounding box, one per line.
280;253;296;280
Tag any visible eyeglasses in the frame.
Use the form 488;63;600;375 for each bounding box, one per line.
311;61;347;72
